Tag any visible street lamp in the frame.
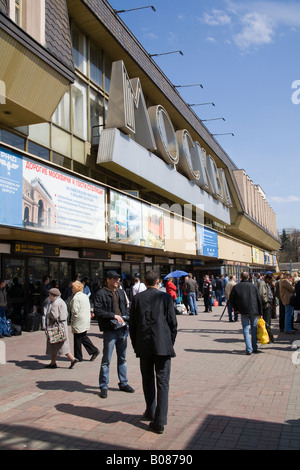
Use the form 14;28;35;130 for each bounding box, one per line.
212;133;234;136
150;50;183;57
201;118;225;122
189;102;215;107
114;6;156;13
174;83;203;89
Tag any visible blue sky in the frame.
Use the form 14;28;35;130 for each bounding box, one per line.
109;0;300;232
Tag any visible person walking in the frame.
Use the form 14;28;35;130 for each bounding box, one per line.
229;272;263;355
216;275;225;307
165;277;177;303
258;274;274;327
45;288;78;369
70;281;99;362
94;270;135;398
130;270;178;434
40;275;50;331
202;275;212;312
224;275;237;322
184;273;199;315
0;279;10;337
279;272;295;334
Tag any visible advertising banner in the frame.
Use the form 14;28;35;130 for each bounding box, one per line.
196;225;218;257
109;190;165;249
0;146;106;241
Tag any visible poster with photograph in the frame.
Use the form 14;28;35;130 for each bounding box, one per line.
109;190;165;249
0;146;106;241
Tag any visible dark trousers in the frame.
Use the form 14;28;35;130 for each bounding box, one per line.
279;300;285;331
140;355;171;426
74;331;98;361
204;295;212;312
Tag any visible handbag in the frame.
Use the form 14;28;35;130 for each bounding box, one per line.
46;322;67;344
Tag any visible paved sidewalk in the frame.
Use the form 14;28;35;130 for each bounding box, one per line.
1;299;300;451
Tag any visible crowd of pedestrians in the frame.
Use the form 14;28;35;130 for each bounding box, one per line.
2;267;300;434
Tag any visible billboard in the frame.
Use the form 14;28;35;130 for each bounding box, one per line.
196;225;218;258
109;190;165;249
0;146;106;241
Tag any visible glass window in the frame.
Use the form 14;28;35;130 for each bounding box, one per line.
29;123;50;148
15;0;22;26
72;24;87;75
52;152;72;170
0;129;25;150
71;79;87;140
90;88;104;146
52;90;70;131
28;141;50;160
52;125;71;157
104;54;112;93
90;42;103;87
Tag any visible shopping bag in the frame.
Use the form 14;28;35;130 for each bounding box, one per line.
46;323;66;344
257;317;269;344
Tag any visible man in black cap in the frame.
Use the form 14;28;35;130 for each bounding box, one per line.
94;270;134;398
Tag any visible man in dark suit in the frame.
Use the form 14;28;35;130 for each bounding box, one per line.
130;270;178;434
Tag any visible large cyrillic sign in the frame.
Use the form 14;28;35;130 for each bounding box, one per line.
104;60;232;207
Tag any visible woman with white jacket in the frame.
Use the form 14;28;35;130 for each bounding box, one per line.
70;281;99;362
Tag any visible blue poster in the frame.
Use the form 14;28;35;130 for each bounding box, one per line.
196;225;218;258
0;147;23;227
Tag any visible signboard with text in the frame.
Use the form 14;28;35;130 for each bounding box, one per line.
0;146;106;241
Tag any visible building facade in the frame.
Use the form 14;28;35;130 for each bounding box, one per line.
0;0;280;311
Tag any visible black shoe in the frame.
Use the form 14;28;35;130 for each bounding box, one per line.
99;389;107;399
246;351;252;355
120;384;135;393
149;422;164;434
141;411;153;421
90;350;100;361
45;363;57;369
69;358;79;369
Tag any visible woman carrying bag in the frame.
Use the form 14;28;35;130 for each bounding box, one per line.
45;288;78;369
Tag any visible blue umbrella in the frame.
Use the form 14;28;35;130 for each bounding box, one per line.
164;270;189;280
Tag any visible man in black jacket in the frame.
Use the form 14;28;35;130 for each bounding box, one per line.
130;270;177;434
229;271;263;355
94;270;134;398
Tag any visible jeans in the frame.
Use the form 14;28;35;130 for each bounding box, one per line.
227;302;237;321
187;292;198;315
99;328;128;390
216;290;223;306
241;314;258;354
285;304;294;333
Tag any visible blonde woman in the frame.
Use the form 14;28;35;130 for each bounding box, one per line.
70;281;99;362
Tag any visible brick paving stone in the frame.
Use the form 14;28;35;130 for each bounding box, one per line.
1;300;300;451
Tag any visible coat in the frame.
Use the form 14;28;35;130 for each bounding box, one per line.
165;280;177;300
130;287;178;358
229;280;262;316
225;280;236;301
294;281;300;310
279;279;295;306
94;287;129;331
46;296;71;356
70;291;91;334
